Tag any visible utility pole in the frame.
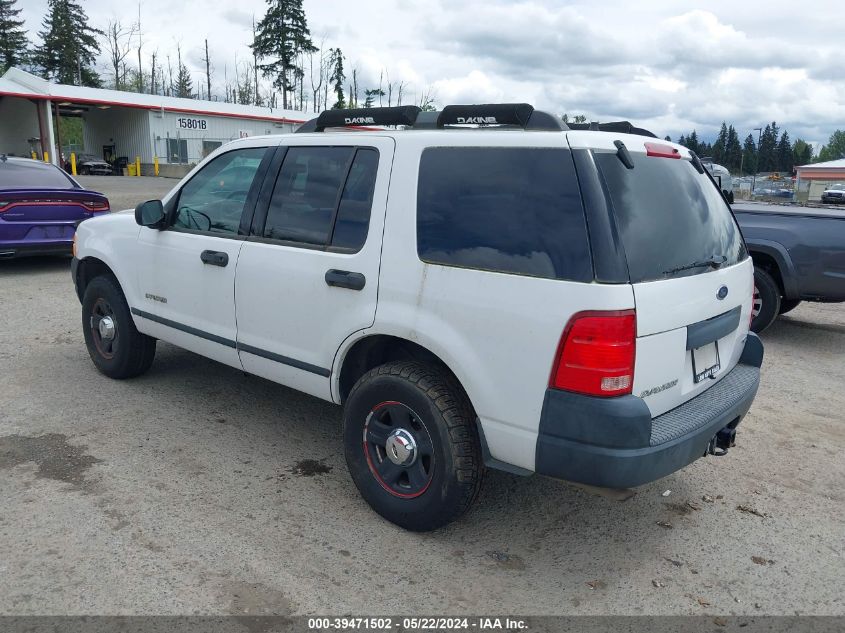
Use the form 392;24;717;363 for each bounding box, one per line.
252;16;259;106
203;39;212;100
137;2;143;92
751;127;763;194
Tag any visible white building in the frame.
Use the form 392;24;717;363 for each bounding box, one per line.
0;68;309;175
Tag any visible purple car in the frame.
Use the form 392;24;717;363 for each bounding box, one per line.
0;155;110;259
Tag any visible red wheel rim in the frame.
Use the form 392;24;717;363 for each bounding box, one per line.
362;401;435;499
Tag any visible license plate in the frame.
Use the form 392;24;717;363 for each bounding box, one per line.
692;342;721;383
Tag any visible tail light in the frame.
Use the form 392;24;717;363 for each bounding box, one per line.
83;200;110;212
0;201;8;213
550;310;636;397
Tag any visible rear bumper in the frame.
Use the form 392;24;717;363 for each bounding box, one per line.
0;240;73;258
535;333;763;488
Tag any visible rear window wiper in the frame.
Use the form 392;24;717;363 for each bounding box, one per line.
663;255;726;276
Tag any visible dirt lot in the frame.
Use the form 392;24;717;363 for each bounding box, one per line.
0;177;843;616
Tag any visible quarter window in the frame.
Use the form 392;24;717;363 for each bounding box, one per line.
173;147;267;235
416;147;592;281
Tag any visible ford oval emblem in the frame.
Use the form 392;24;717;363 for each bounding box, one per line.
717;285;729;300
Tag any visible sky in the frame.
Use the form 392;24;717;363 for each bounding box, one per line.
15;0;845;150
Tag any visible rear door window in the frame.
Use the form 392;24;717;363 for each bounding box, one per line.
261;146;378;251
416;147;592;281
594;152;746;283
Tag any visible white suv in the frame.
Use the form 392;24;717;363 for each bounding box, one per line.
71;104;763;531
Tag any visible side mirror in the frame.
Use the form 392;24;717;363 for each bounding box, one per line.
135;200;166;229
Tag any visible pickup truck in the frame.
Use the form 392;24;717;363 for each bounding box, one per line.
733;203;845;332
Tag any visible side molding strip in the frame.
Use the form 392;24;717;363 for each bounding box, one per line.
130;308;330;377
131;308;236;348
237;343;331;377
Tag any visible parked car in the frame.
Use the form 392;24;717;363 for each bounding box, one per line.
701;159;734;203
71;105;762;531
733;204;845;332
66;153;113;176
0;155;110;259
821;184;845;204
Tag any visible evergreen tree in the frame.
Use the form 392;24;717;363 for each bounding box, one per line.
329;48;345;109
663;135;671;142
363;87;384;108
792;139;813;167
680;130;700;155
776;131;792;173
677;134;686;147
0;0;28;73
712;122;728;163
172;45;192;98
742;134;757;175
252;0;316;109
816;130;845;162
725;125;742;172
757;123;778;172
34;0;102;86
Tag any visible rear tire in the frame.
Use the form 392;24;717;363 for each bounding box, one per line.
778;299;802;315
343;360;483;531
751;267;781;333
82;275;156;378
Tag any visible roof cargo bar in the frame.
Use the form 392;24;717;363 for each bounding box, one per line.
297;103;569;133
567;121;657;138
297;105;422;133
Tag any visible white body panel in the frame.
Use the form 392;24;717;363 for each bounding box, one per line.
134;230;244;368
631;259;753;416
235;136;396;400
369;134;635;470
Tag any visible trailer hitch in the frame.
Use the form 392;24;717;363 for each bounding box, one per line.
707;426;737;457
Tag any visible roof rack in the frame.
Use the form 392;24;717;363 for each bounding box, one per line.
296;103;569;133
567;121;657;138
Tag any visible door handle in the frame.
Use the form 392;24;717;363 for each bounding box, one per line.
325;269;366;291
200;250;229;267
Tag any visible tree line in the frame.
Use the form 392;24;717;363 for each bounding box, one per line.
3;0;845;160
667;123;844;174
0;0;437;112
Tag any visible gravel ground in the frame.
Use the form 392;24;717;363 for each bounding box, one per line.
0;180;843;615
77;175;177;210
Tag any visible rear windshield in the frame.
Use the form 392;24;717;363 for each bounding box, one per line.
0;161;76;189
595;152;746;283
417;147;592;282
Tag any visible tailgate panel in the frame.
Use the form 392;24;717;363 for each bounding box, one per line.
632;259;754;417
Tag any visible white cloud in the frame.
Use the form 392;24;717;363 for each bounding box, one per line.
14;0;844;147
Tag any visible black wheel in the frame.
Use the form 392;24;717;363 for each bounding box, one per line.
778;299;802;315
80;166;90;176
343;361;483;531
82;275;156;378
727;191;735;204
751;267;781;333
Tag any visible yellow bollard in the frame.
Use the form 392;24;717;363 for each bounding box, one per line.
43;151;49;163
153;156;159;177
70;152;77;176
135;156;141;177
30;151;37;160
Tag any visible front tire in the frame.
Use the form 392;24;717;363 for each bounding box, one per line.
82;275;156;378
343;361;483;531
778;299;802;315
751;267;781;333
